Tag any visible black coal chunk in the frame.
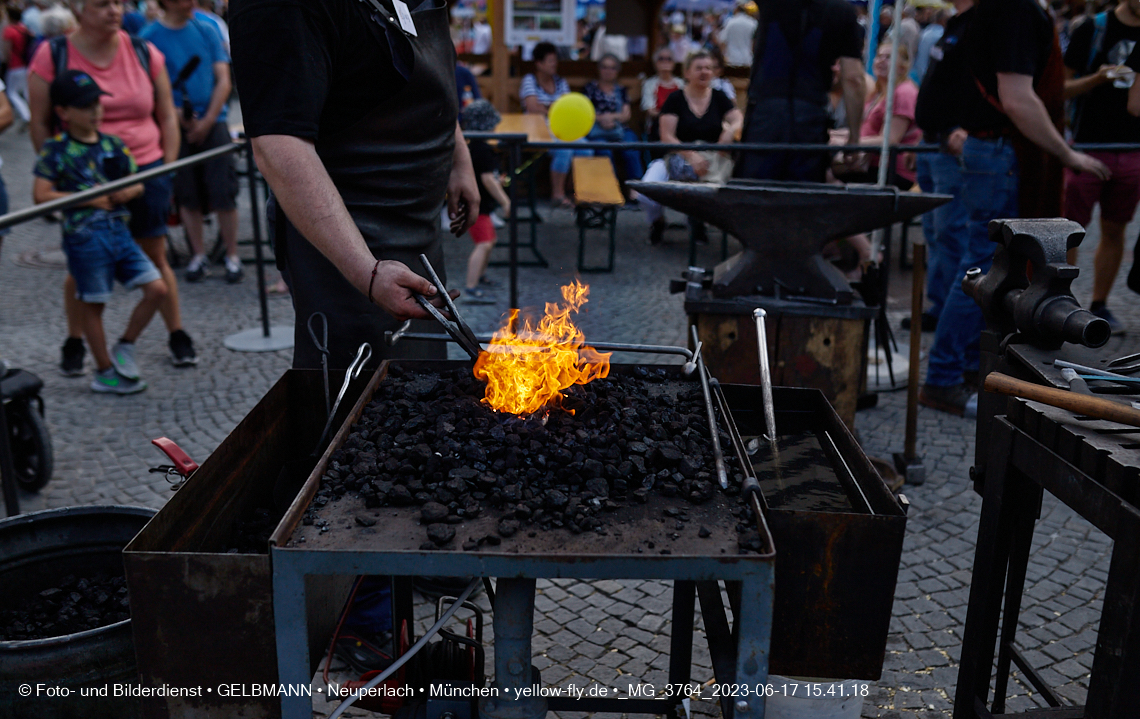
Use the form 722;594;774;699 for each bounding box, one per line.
426;523;456;546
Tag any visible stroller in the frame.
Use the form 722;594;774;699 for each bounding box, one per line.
1;360;52;495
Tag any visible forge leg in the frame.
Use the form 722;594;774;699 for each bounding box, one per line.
480;578;546;719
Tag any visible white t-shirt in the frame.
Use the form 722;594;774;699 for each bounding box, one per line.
472;22;492;54
722;13;758;67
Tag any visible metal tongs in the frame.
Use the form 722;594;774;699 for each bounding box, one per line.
413;254;482;360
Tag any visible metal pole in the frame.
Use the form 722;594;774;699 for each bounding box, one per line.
247;142;271;339
0;405;20;516
869;0;904;263
479;578;546;719
509;138;520;310
904;243;925;467
866;0;883;74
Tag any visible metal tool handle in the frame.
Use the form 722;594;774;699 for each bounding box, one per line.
316;343;373;449
691;326;728;489
419;254;481;351
753;309;777;441
307;312;331;419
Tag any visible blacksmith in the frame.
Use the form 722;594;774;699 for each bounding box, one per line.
229;0;480;369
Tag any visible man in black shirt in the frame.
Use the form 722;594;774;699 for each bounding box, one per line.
736;0;866;182
912;0;974;334
920;0;1111;416
230;0;479;369
1062;0;1140;336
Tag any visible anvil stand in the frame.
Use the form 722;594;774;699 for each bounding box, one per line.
629;179;949;431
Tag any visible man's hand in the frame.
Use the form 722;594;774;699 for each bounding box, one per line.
183;117;213;146
1065;149;1112;180
367;260;448;320
598;113;617;130
687;151;710;177
945;128;968;156
448;126;479;236
87;195;115;211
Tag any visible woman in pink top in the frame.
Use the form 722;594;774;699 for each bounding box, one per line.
27;0;194;372
858;43;923;189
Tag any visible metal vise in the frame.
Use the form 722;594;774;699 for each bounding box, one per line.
962;218;1109;350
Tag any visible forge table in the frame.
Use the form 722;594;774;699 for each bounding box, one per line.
268;367;778;719
954;391;1140;718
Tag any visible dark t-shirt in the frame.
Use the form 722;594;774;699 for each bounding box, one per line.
1067;12;1140;143
229;0;408;140
958;0;1055;134
468;139;498;215
749;0;864;106
661;89;736;143
915;7;975;139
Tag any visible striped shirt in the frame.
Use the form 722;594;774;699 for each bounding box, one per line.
519;73;571;108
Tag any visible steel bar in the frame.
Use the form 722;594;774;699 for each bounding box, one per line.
692;326;728;489
247;142;272;338
752;309;777;441
414;296;481;360
0;142;239;230
385;330;694;360
905;242;926;462
1053;359;1133;379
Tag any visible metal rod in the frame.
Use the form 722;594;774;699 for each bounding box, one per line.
905;241;926;462
247;142;271;338
691;325;728;489
0;142;240;230
385;330;694;360
1053;359;1133;380
823;430;874;515
752;309;778;441
508;139;521;309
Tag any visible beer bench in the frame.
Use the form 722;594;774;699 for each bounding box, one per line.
572;156;624;273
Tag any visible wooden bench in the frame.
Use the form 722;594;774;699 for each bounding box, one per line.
572;156;624;273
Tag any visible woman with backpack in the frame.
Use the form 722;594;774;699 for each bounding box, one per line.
26;0;196;374
2;5;34;126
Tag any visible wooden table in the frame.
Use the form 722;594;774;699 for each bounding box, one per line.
494;113;553;143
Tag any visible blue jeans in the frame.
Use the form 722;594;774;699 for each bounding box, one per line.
64;215;162;304
586;124;643;180
550;141;592;174
915;151;968;320
926;137;1019;387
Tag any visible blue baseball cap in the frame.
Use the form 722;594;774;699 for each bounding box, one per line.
50;70;110;108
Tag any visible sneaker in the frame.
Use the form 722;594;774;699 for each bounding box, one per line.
169;329;199;367
649;218;665;246
478;276;501;288
1091;305;1126;336
462;287;496;305
185;256;208;283
224;258;244;284
110;340;140;380
919;383;977;417
489;212;506;228
60;337;86;377
91;366;147;394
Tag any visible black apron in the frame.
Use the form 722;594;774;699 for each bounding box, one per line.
273;0;458;370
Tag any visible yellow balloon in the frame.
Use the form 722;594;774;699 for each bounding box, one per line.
548;93;596;142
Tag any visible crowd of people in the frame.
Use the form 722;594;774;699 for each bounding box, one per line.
3;0;1140;412
0;0;234;393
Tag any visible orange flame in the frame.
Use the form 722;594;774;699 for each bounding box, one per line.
473;280;611;415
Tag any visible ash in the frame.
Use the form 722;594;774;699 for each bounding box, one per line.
308;365;763;551
0;572;130;640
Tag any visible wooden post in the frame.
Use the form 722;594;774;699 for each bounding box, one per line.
491;0;510;112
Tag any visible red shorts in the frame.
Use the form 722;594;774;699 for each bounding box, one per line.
1064;150;1140;226
470;214;496;244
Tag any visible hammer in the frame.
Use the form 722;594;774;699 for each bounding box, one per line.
985;372;1140;428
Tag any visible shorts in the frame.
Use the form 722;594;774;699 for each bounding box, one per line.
470;214;496;244
1064;150;1140;226
173;121;238;213
64;216;162;304
127;158;173;240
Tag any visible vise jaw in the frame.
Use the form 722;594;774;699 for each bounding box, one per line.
961;218;1110;350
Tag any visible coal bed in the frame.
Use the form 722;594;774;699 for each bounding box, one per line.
292;364;770;555
0;572;130;641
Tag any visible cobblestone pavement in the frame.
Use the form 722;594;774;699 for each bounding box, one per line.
1;120;1135;718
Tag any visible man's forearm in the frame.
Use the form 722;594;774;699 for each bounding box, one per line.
251;135;375;294
998;74;1072;163
202;67;232;125
839;59;865;142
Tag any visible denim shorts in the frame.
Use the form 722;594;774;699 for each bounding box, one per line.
64;215;162;303
126;158;173;240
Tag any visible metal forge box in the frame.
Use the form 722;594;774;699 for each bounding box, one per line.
723;383;908;680
123;370;368;719
268;360;777;719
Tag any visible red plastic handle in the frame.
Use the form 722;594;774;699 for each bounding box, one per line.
151;437;199;477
